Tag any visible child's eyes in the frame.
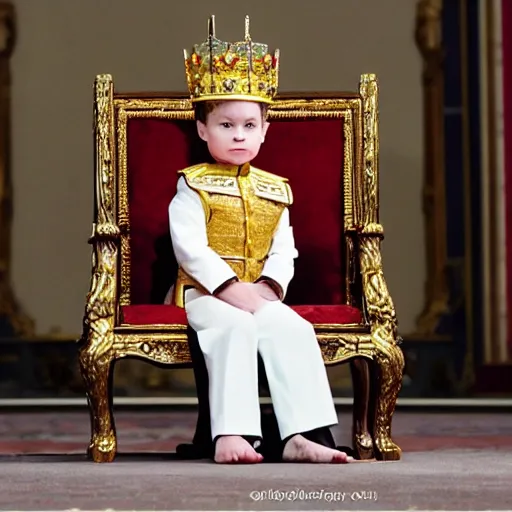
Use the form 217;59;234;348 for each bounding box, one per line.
219;122;256;128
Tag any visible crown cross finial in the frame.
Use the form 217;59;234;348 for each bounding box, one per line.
207;15;215;91
208;15;216;38
245;15;250;40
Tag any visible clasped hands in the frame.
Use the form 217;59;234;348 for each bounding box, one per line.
216;281;279;313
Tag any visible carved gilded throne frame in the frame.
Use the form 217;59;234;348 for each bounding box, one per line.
78;73;404;463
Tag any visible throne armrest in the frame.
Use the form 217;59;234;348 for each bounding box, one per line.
356;224;398;336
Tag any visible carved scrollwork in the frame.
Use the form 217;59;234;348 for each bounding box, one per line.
0;1;15;57
359;226;404;460
79;236;118;462
114;334;191;365
359;74;379;226
79;74;119;463
82;240;117;355
343;109;355;230
414;0;450;335
317;332;373;364
415;0;443;68
94;74;117;228
357;72;404;460
0;1;34;337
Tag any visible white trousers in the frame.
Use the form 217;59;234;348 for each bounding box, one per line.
184;289;339;441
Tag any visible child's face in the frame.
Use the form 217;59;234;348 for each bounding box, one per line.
196;101;270;166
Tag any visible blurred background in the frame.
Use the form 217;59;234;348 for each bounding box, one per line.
0;0;510;403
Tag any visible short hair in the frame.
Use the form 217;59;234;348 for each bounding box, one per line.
194;100;269;124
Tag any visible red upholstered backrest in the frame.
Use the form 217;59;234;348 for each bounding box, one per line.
125;116;345;306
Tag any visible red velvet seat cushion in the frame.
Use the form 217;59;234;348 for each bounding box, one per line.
121;305;188;325
291;305;362;325
121;304;361;326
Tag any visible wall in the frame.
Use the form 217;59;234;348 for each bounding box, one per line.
10;0;424;336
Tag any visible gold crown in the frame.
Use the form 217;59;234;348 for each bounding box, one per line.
184;15;279;104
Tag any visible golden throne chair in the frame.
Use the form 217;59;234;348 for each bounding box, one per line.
79;73;405;463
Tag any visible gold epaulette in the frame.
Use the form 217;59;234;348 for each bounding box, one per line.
179;164;240;197
250;166;293;205
178;163;293;205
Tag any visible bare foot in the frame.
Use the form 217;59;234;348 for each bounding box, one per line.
282;435;353;463
214;436;264;464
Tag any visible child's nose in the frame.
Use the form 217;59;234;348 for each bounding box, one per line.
233;127;245;141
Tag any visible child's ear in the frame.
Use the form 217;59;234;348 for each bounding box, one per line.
261;121;270;142
196;120;208;142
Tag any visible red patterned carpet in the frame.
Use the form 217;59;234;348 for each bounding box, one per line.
0;409;510;455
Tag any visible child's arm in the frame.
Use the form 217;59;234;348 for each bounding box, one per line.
169;177;267;312
169;177;238;295
256;208;298;301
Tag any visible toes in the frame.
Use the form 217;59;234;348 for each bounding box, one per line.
216;449;263;464
331;451;350;463
240;450;263;464
282;437;355;464
309;445;351;464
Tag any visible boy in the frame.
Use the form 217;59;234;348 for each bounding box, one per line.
168;15;352;465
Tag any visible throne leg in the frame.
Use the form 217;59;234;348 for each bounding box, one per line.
79;345;117;463
371;337;404;461
350;358;375;460
358;228;405;461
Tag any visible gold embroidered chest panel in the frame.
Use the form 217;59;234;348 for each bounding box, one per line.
180;162;293;282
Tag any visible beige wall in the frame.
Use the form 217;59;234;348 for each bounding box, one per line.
10;0;424;336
